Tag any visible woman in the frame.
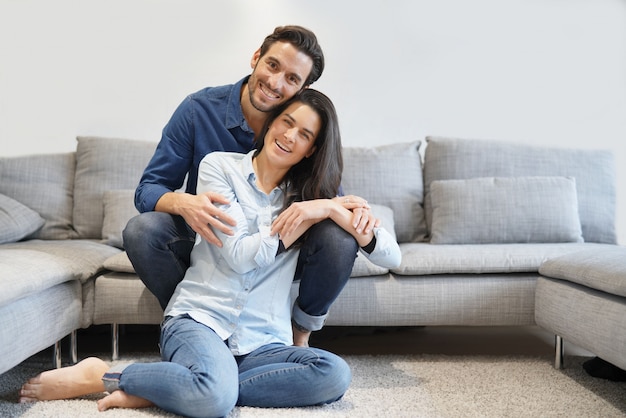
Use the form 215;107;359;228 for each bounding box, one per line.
19;89;401;417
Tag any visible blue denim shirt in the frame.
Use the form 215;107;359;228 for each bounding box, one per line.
135;76;255;212
164;151;296;355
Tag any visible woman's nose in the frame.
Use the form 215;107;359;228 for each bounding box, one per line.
284;127;297;142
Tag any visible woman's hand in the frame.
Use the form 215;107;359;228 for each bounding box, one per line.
333;195;380;234
271;200;333;244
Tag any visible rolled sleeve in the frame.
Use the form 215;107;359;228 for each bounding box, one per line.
361;227;402;269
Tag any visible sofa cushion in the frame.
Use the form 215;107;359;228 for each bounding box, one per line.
0;249;76;306
539;246;626;298
429;176;583;244
73;136;156;239
0;194;45;244
0;153;76;239
342;141;425;243
103;251;136;273
102;189;138;249
0;239;120;288
393;242;614;275
0;240;120;306
423;136;616;244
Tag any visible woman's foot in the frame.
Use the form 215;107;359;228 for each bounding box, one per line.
19;357;109;402
97;390;153;411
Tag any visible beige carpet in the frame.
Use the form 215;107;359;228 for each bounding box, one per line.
1;351;625;417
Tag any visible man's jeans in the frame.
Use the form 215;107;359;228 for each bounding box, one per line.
103;315;351;417
123;212;358;330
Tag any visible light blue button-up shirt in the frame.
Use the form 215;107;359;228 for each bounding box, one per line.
164;150;402;355
165;150;297;355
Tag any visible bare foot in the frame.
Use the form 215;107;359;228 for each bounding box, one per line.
292;323;311;347
97;390;153;411
19;357;109;402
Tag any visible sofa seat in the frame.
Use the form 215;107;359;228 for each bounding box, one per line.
535;246;626;370
393;243;616;276
0;240;121;374
0;241;119;305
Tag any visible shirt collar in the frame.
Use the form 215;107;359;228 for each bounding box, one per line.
225;75;254;134
242;150;289;194
242;149;256;183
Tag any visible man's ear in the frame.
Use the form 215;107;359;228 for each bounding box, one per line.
250;48;261;69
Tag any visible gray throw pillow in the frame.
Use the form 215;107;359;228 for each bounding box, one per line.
342;141;425;243
429;176;584;244
423;136;615;244
0;193;46;244
102;189;139;248
101;189;139;249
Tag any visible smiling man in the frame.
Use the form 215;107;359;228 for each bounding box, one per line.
124;25;375;347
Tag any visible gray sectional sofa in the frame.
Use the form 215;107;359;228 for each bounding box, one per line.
0;135;622;375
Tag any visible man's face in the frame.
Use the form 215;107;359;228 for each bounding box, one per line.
248;41;313;112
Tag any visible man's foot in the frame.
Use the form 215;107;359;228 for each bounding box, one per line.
97;390;153;411
292;322;311;347
19;357;109;402
582;357;626;382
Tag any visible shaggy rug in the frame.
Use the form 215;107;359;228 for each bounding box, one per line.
1;351;624;417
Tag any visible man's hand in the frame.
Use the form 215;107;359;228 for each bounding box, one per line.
162;192;236;247
333;195;380;234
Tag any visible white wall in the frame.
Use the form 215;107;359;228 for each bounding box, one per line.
1;0;625;243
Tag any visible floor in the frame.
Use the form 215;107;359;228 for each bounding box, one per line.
61;324;592;362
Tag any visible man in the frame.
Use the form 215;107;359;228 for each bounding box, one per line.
123;25;376;346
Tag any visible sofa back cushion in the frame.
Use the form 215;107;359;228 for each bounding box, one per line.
423;136;616;244
0;153;76;239
429;176;584;244
342;141;426;243
73;136;156;239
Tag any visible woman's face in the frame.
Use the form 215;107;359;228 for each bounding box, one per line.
265;101;320;168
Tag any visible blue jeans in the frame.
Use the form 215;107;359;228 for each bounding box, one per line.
104;315;351;418
124;213;357;331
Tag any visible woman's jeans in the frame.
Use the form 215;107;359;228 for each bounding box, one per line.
104;315;351;418
123;212;358;331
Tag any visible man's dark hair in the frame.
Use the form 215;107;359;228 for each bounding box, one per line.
259;25;325;86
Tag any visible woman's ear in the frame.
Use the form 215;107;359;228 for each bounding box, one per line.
305;146;317;158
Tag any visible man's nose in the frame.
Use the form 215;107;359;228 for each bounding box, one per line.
267;72;284;91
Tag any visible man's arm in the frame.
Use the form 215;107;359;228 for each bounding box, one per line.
135;95;237;245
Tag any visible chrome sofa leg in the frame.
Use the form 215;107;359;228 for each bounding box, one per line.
70;330;78;364
112;323;119;361
53;340;62;368
555;335;564;369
